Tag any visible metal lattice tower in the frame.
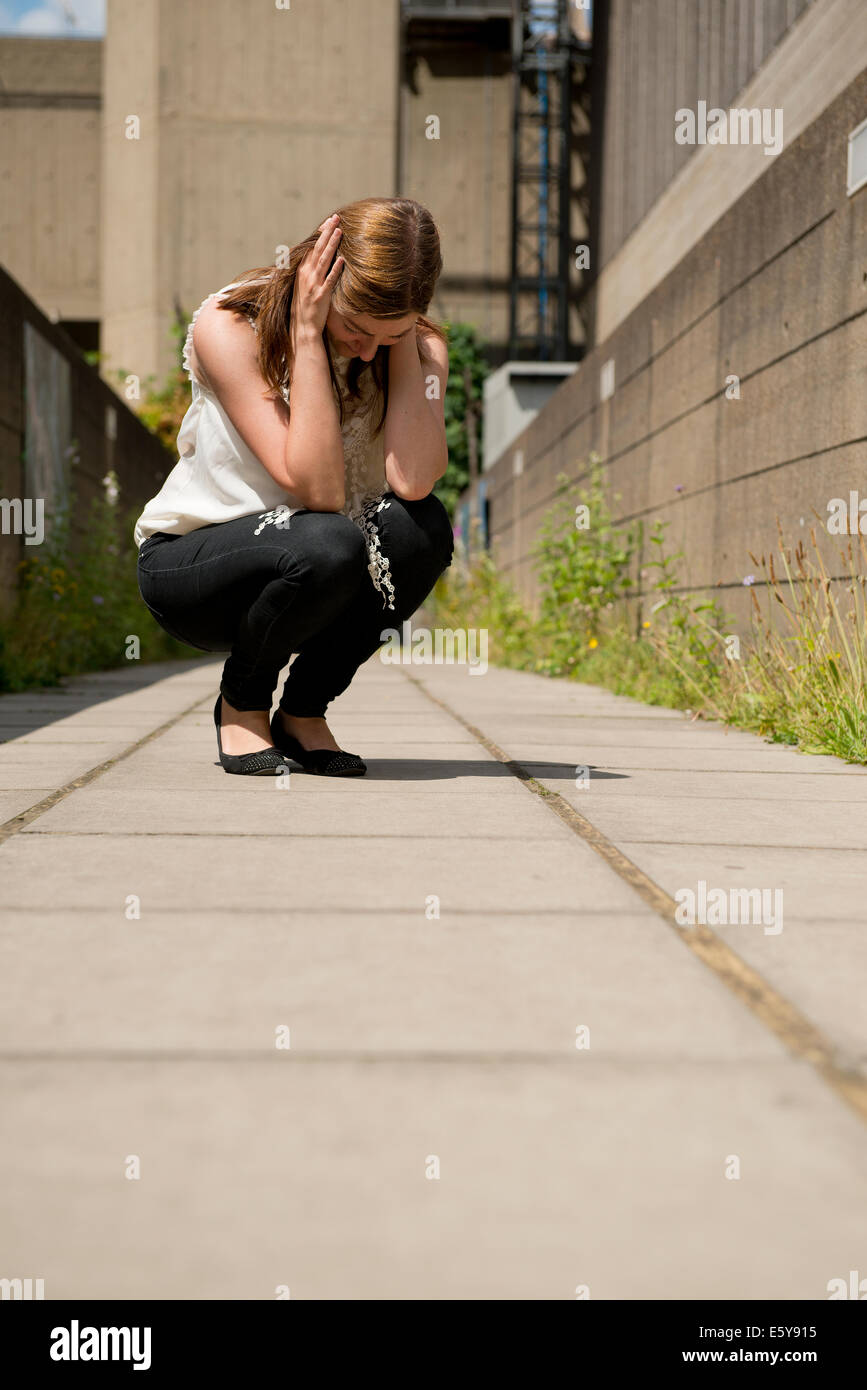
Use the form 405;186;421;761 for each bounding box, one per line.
509;0;588;361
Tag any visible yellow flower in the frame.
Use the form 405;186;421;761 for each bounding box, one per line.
642;620;651;629
588;638;598;649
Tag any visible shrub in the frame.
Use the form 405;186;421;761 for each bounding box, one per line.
0;476;203;693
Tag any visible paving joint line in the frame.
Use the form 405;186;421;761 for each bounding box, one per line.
402;671;867;1127
0;1050;786;1065
16;830;549;841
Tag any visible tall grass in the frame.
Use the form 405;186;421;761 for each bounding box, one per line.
736;523;867;760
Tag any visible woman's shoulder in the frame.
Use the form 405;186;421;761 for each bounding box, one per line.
191;277;268;343
415;326;449;372
186;289;260;393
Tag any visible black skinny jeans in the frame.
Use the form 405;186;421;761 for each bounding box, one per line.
136;492;454;715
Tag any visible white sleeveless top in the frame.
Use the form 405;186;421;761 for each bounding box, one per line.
133;281;395;610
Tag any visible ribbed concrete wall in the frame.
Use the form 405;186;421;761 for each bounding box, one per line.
479;66;867;631
597;0;813;270
593;0;867;343
0;38;102;322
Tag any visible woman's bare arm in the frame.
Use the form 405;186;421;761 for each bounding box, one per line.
383;330;449;501
191;217;349;512
191;302;346;513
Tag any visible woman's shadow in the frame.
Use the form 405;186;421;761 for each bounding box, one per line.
347;760;630;783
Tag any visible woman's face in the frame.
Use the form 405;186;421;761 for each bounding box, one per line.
326;306;418;361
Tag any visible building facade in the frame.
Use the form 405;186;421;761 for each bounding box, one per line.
1;2;578;387
474;0;867;629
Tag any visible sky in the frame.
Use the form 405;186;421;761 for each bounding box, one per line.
0;1;591;41
0;0;105;35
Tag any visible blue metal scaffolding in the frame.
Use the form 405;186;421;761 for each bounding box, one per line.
509;0;590;360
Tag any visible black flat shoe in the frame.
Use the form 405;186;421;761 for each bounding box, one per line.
269;711;367;777
214;695;292;776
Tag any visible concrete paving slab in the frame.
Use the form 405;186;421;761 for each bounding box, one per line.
517;766;867;803
0;1059;864;1299
0;910;784;1060
0;831;643;914
708;918;867;1064
0;759;109;793
460;719;840;752
535;790;867;850
1;655;864;1301
22;788;549;837
518;742;861;773
612;841;865;923
0;725;162;745
408;664;867;1071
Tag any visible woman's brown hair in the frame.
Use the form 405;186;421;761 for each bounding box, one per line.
216;196;447;436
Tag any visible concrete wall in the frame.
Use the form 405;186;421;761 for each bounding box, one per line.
596;0;813;272
100;0;403;389
592;0;867;342
0;266;174;616
2;5;576;394
477;64;867;631
0;38;102;322
401;21;514;353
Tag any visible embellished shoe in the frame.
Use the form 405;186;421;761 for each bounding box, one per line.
214;696;292;776
269;711;367;777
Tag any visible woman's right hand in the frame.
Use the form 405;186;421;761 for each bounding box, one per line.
291;214;344;343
